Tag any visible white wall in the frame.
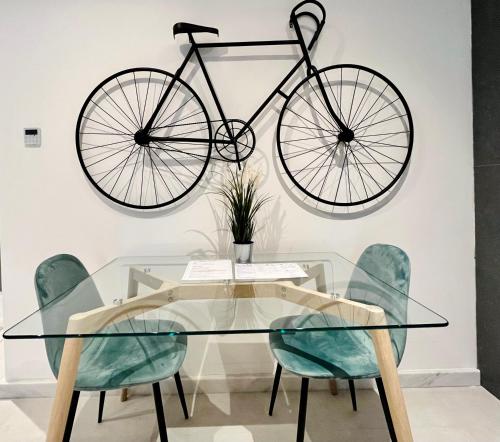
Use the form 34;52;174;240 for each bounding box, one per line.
0;0;474;383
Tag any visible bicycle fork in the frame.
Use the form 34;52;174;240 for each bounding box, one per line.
291;12;351;142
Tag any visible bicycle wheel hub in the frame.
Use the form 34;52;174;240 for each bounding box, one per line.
134;129;150;146
337;129;354;143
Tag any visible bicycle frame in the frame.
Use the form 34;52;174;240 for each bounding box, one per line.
76;0;413;211
144;38;306;146
143;1;347;167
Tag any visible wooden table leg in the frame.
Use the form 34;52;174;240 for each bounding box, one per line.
121;388;128;402
371;329;413;442
328;380;338;395
46;338;83;442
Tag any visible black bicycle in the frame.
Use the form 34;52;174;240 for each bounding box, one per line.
76;0;413;210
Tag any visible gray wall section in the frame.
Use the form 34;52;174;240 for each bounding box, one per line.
472;0;500;398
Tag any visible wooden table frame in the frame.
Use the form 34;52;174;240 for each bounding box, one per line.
46;270;413;442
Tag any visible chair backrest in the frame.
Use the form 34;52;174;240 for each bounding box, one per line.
35;254;103;377
346;244;411;365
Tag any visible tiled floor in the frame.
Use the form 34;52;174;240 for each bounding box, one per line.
0;386;499;441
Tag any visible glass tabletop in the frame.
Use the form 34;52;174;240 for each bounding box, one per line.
3;252;448;339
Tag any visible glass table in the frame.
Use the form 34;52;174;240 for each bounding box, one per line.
4;252;448;442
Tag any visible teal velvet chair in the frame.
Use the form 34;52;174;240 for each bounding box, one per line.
268;244;410;442
35;254;189;442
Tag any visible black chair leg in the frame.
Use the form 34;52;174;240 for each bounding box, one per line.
62;390;80;442
174;372;189;419
348;379;357;411
296;377;309;442
269;363;282;416
152;382;169;442
97;391;106;423
375;377;397;442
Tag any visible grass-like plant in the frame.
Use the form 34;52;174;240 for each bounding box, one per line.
217;167;271;243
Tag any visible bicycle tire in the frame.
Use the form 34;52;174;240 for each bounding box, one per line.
277;64;413;206
76;67;212;210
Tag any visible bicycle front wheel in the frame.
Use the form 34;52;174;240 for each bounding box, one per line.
76;68;212;209
277;64;413;206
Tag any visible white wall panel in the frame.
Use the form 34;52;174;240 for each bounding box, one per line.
0;0;474;381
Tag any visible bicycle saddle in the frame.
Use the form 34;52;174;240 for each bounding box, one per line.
173;22;219;38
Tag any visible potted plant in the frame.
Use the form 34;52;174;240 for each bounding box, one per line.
217;167;271;263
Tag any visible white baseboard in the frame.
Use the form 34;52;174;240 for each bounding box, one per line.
398;368;480;388
0;368;480;399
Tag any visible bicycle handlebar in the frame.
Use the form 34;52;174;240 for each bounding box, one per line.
290;0;326;51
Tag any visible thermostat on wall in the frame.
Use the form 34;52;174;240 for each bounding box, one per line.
24;128;41;147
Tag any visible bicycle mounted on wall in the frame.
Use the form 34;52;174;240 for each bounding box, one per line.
76;0;413;210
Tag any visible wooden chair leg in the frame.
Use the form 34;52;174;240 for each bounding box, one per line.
97;391;106;423
348;379;357;411
62;390;80;442
174;372;189;419
152;382;168;442
376;377;397;442
269;363;282;416
296;378;309;442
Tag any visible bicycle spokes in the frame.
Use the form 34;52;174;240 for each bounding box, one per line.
76;68;212;209
277;64;413;207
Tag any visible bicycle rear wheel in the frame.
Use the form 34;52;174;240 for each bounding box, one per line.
277;64;413;206
76;68;212;209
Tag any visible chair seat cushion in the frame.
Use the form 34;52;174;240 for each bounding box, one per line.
73;320;187;391
269;314;393;379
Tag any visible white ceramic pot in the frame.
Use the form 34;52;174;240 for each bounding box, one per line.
233;241;254;263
